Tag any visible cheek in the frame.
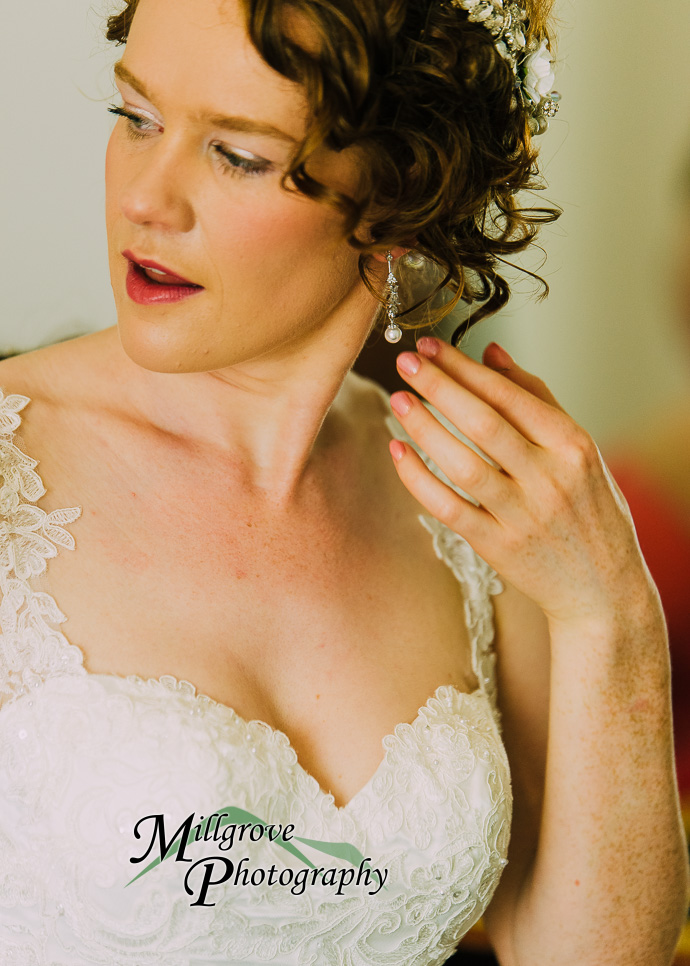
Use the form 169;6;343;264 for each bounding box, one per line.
205;200;357;326
205;188;350;281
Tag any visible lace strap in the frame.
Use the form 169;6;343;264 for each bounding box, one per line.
370;379;506;732
0;387;85;704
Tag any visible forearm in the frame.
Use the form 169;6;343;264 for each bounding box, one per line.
511;592;690;966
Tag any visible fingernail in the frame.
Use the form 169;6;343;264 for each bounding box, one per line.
416;337;440;358
397;352;420;375
389;440;406;462
487;342;514;366
390;391;412;416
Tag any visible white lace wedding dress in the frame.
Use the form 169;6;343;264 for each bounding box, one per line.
0;382;512;965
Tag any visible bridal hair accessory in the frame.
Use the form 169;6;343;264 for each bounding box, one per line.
384;251;403;343
445;0;561;135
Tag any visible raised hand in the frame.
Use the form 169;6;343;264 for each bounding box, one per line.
388;337;657;627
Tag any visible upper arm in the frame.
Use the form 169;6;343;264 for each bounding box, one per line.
480;575;551;965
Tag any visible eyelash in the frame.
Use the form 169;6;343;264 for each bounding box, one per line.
107;104;271;178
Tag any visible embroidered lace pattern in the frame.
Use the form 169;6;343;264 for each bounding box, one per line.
0;384;512;966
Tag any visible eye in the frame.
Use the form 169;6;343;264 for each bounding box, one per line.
213;144;272;178
107;104;273;179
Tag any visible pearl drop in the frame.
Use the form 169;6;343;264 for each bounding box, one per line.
385;324;402;344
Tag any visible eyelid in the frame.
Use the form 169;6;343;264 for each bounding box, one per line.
118;98;159;126
114;100;268;163
109;104;273;180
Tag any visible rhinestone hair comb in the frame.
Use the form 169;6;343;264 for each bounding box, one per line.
447;0;561;134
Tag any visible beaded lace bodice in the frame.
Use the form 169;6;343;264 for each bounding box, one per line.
0;382;512;966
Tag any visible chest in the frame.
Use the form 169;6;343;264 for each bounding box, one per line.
26;430;479;810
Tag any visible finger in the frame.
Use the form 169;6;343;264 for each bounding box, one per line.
394;350;537;479
413;337;573;448
389;390;519;519
482;341;567;413
388;438;497;544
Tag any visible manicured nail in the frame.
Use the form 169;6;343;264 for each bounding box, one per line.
487;342;514;366
397;352;420;375
416;337;440;358
389;440;406;462
390;391;412;416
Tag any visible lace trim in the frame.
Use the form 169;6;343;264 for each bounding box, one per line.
0;389;84;704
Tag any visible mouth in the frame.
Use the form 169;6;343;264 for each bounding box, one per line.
121;250;203;287
123;251;205;306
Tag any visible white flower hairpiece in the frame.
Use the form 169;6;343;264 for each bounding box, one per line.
446;0;561;135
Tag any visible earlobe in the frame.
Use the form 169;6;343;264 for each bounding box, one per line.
370;245;415;263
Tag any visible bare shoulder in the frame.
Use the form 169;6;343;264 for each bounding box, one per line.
481;576;552;962
0;328;124;511
0;328;117;410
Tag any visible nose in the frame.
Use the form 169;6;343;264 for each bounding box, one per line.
118;136;196;234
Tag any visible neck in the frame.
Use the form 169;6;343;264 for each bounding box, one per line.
107;303;385;509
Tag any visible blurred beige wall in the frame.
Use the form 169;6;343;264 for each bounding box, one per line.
461;0;690;447
1;2;117;352
2;0;690;446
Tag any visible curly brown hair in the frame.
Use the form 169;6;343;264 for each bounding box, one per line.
105;0;561;346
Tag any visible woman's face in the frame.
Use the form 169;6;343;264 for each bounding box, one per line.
105;0;376;374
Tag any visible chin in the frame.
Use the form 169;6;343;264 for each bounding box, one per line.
115;315;209;374
115;311;262;377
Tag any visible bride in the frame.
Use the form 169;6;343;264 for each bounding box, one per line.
0;0;687;962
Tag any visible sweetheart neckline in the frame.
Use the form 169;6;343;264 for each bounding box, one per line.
84;669;489;813
0;383;497;815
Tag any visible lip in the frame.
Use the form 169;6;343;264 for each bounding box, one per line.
121;249;202;287
125;259;205;306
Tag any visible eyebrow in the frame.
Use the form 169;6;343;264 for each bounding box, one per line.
112;60;299;145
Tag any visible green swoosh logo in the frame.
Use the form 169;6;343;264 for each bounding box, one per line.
125;806;388;892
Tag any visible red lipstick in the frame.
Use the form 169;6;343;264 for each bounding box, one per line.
121;250;204;305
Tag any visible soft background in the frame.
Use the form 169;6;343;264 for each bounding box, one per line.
2;0;690;447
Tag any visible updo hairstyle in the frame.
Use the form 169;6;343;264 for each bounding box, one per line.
106;0;561;344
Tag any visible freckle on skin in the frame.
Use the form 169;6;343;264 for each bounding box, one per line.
316;694;320;700
574;880;580;886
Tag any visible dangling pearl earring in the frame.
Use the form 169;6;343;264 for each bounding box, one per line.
384;250;403;344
